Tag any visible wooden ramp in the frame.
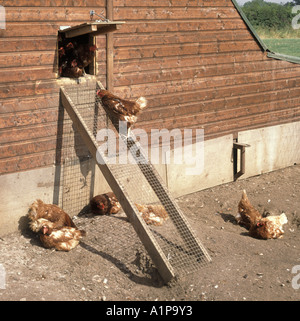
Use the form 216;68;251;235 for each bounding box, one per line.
60;81;211;284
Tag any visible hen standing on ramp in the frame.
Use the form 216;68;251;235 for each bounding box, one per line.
96;89;148;135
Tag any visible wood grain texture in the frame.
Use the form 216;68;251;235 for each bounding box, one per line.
0;0;300;174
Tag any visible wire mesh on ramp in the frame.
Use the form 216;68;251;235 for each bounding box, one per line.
60;81;211;282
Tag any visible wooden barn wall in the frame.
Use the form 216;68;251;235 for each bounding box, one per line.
112;0;300;137
0;0;108;175
1;0;300;176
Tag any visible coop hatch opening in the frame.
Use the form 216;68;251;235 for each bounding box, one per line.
58;32;97;79
57;21;125;79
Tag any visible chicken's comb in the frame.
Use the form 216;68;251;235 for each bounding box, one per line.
96;89;104;97
66;42;74;49
71;59;77;67
89;45;97;51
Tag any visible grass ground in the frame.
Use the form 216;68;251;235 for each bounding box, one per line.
262;38;300;58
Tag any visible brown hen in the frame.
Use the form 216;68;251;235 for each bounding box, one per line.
135;203;169;226
39;223;86;251
90;192;121;215
96;89;147;133
236;190;262;230
249;213;288;239
28;199;77;232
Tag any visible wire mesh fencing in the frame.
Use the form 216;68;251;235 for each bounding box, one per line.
60;80;211;280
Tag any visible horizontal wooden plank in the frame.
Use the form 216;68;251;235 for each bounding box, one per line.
113;63;300;90
0;79;59;99
139;115;300;143
0;151;56;174
204;98;300;125
138;80;300;119
113;59;293;88
114;30;253;48
0;66;56;84
2;0;106;6
0;51;55;68
0;137;57;159
115;0;228;7
0;138;91;162
114;40;260;61
0;22;85;37
0;19;248;39
1;0;231;8
5;7;106;22
113;65;300;99
203;109;300;136
0;20;248;41
114;7;239;20
114;51;268;74
116;19;247;34
138;86;300;126
0;122;58;145
140;93;300;125
140;107;300;136
0;37;57;53
132;81;300;119
0;93;60;114
0;108;59;129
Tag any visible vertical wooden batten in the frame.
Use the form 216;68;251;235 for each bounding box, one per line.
106;0;114;91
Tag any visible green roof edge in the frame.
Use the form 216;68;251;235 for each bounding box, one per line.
231;0;300;65
231;0;268;51
267;51;300;64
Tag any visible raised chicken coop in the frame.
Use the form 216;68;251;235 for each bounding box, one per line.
0;0;300;257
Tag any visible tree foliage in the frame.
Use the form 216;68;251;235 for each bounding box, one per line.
242;0;296;30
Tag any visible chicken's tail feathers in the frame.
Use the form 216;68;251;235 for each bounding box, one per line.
239;189;249;205
136;97;148;110
28;199;43;220
279;213;288;225
238;189;251;213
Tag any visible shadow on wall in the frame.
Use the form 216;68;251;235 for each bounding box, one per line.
52;97;95;215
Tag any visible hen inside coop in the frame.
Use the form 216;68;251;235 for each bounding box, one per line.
57;32;97;78
57;21;125;79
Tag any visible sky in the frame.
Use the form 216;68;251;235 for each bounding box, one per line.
236;0;291;5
